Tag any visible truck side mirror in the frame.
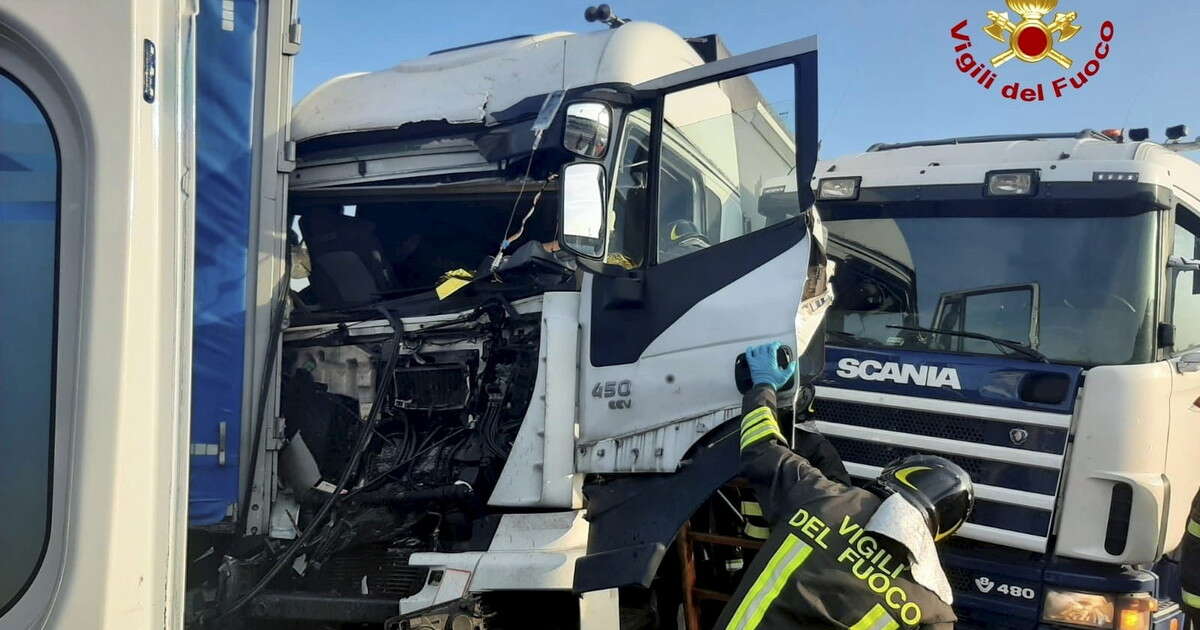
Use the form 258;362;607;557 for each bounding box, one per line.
559;162;608;259
1168;255;1200;295
563;102;611;159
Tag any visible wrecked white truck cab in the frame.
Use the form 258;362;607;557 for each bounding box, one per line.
221;21;828;628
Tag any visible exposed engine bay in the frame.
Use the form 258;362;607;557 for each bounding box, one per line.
202;301;544;626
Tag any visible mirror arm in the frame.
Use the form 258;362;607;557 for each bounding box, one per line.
1168;255;1200;272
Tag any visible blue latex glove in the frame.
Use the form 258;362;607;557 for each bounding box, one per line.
746;342;797;391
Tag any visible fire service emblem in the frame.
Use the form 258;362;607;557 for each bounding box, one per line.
949;0;1113;101
983;0;1081;68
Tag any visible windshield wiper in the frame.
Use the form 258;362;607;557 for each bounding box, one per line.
886;325;1050;364
826;329;890;348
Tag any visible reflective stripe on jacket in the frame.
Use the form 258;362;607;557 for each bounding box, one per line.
715;385;957;630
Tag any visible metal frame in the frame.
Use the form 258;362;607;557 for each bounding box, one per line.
243;0;300;537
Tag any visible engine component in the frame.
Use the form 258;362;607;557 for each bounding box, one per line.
393;362;471;410
305;543;428;598
232;307;542;624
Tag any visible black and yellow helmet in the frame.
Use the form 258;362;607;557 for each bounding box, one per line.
874;454;975;541
665;219;705;244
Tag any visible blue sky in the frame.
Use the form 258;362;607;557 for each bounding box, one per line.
295;0;1200;160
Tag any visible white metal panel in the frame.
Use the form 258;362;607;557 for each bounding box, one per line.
399;553;483;615
579;589;621;630
577;239;810;473
0;1;197;627
293;22;707;142
957;523;1047;553
1056;362;1174;564
815;385;1073;428
1163;355;1200;554
401;511;589;615
816;136;1178;192
491;292;582;508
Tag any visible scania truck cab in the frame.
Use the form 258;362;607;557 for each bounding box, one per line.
813;130;1200;630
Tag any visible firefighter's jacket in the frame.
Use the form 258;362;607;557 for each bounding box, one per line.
715;385;957;630
1181;487;1200;627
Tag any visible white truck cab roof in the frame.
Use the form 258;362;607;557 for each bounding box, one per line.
816;131;1200;202
293;22;708;143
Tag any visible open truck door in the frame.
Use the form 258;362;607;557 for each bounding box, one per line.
0;1;199;627
562;37;823;474
0;1;298;627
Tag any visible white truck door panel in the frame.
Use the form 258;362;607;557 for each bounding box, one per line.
578;240;808;453
0;1;197;627
575;37;819;473
1166;358;1200;551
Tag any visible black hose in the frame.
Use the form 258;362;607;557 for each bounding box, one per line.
346;427;468;497
217;330;407;619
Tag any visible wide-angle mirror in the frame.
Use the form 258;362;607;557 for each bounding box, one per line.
559;162;607;258
563;102;611;159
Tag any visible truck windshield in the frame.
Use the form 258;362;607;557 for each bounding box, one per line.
822;200;1159;366
289;188;559;310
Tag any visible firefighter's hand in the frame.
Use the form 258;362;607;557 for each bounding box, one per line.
746;342;797;391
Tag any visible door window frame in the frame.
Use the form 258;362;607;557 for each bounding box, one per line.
1169;202;1200;355
0;30;84;626
639;41;817;268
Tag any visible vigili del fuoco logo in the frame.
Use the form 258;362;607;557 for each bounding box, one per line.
950;0;1114;101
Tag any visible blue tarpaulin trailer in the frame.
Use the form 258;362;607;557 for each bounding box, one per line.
188;0;259;526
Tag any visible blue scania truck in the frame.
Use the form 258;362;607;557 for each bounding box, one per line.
812;129;1200;630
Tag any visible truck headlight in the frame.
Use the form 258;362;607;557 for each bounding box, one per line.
817;177;860;200
1042;590;1157;630
985;170;1038;196
1042;590;1115;628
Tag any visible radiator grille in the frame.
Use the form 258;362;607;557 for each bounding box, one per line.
303;545;428;597
815;398;1067;454
814;389;1069;551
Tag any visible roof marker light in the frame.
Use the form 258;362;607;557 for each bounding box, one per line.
1094;172;1139;183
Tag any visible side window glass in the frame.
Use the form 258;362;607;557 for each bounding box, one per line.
1173;210;1200;352
656;65;799;263
0;72;58;613
606;108;651;269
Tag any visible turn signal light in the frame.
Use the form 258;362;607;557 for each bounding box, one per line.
1115;594;1157;630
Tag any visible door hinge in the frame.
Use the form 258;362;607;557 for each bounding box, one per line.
266;416;288;451
278;141;297;173
283;20;302;56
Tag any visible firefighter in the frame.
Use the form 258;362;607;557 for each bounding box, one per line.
659;219;711;262
1182;487;1200;629
717;342;974;630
